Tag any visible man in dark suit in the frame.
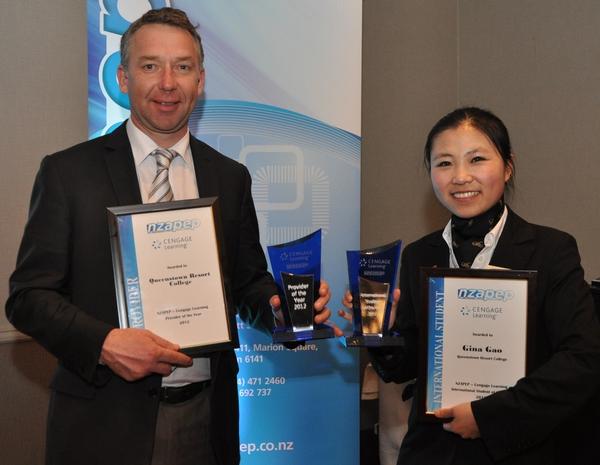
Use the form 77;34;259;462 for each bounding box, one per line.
6;8;331;465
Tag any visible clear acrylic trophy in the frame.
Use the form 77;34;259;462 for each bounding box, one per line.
344;240;403;347
267;230;334;343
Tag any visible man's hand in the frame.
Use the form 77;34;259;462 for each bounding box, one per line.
100;328;193;381
270;280;333;328
336;288;400;337
434;402;481;439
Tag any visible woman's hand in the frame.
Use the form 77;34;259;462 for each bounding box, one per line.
434;402;481;439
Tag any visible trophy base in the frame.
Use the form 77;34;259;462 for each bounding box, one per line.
343;334;405;348
272;325;335;343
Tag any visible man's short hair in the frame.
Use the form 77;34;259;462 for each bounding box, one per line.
120;7;204;70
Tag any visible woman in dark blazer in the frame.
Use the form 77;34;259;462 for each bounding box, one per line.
349;107;600;465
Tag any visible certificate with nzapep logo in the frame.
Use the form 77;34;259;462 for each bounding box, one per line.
418;268;536;421
108;197;236;356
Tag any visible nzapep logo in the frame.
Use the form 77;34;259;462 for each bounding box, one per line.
457;288;514;302
146;219;200;234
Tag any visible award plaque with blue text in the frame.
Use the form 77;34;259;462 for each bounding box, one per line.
267;230;334;343
419;268;536;421
107;197;237;356
344;240;403;347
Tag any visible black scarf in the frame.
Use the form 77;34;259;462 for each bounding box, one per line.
451;199;505;269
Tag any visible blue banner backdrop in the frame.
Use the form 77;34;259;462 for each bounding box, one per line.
88;1;361;463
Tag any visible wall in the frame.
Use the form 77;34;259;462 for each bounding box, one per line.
457;0;600;279
0;2;87;464
362;0;600;281
362;0;458;247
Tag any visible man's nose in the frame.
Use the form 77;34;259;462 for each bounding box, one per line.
159;68;176;90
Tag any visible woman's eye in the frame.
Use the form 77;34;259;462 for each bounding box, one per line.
435;160;451;167
471;155;486;163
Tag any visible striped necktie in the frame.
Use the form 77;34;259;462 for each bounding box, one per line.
148;148;177;203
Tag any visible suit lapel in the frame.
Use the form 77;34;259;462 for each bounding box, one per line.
421;210;537;271
190;136;220;198
490;209;536;270
103;123;143;206
424;230;451;267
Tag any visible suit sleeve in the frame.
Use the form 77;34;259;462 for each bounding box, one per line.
5;156;113;383
231;166;278;332
472;233;600;461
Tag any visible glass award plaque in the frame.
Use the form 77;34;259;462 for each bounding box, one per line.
267;230;334;343
418;268;536;421
344;240;403;347
107;197;237;357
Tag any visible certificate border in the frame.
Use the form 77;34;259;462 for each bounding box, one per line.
417;267;537;422
107;197;238;356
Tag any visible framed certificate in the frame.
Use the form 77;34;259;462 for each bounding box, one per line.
418;268;536;421
107;197;237;356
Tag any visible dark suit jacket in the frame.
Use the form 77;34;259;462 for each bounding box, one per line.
372;209;600;465
6;123;277;465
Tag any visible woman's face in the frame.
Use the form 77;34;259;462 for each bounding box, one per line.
429;124;512;219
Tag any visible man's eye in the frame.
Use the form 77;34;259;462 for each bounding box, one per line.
142;64;156;71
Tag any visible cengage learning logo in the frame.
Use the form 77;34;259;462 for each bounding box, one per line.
152;240;162;250
460;306;471;316
457;288;514;302
147;219;200;234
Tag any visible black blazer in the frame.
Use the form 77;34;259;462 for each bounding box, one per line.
372;209;600;465
6;123;277;465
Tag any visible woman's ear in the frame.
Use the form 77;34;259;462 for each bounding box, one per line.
504;154;515;183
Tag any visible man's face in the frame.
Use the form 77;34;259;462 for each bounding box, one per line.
118;24;205;146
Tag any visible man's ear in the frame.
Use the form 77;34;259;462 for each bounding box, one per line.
117;65;129;94
196;68;206;97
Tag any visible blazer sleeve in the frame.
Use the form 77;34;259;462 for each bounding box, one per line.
5;156;113;383
472;232;600;461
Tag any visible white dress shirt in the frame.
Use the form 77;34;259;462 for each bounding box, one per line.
126;120;210;386
441;206;509;270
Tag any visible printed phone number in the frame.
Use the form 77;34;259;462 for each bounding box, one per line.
237;376;286;387
239;388;272;397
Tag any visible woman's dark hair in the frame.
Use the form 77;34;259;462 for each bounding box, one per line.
423;107;515;189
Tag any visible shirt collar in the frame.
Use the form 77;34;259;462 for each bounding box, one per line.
126;119;193;165
442;205;509;268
